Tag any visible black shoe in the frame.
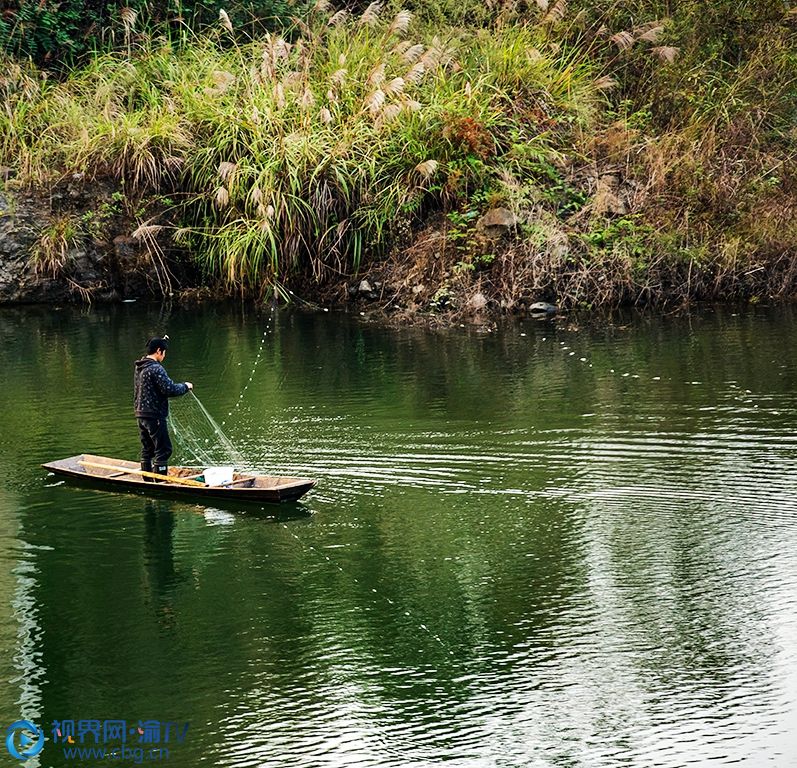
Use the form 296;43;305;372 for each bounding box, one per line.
153;464;169;482
141;461;153;482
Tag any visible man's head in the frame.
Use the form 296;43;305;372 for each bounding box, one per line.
146;336;169;361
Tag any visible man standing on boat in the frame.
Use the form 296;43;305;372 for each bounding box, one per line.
134;336;193;480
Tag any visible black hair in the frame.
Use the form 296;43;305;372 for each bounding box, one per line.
146;337;169;354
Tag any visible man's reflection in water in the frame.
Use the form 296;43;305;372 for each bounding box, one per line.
142;498;180;631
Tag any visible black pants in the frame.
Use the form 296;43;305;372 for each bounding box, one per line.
138;417;173;468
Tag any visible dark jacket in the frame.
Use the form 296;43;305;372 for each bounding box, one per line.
134;357;189;418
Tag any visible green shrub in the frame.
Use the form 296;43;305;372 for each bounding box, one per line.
0;0;308;66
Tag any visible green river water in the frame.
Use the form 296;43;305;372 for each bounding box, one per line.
1;303;797;767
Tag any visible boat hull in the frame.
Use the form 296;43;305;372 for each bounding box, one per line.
42;454;315;505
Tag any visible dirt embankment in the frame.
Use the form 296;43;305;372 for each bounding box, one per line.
0;180;197;304
3;166;797;327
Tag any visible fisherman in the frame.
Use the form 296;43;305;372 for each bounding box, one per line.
134;336;193;480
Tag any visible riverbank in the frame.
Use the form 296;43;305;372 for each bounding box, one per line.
3;177;795;325
1;3;796;322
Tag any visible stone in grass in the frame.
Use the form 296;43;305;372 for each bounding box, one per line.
476;208;519;240
357;279;378;299
529;301;557;316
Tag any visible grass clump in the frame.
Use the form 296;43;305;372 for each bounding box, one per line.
29;214;82;277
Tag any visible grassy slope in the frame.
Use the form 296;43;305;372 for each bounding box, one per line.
1;1;796;312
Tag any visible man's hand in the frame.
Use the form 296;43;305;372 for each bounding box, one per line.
186;382;194;390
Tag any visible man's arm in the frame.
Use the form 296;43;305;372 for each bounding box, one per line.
153;365;190;397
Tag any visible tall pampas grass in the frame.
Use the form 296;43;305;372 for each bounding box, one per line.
359;2;382;27
0;9;608;290
388;11;413;37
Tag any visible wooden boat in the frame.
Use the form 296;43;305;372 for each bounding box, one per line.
42;454;316;504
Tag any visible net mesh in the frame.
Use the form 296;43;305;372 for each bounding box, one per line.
170;392;247;469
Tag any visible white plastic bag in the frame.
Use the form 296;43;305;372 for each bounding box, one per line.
204;466;235;486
